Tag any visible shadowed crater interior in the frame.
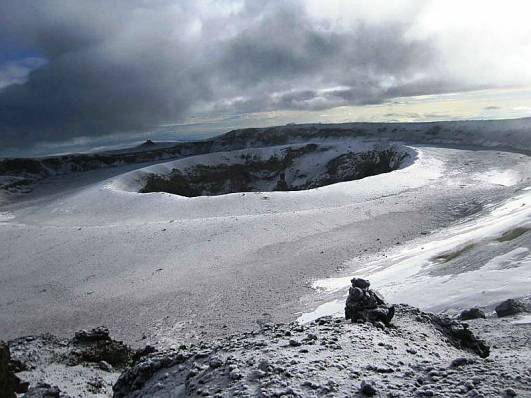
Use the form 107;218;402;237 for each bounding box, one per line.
139;143;409;197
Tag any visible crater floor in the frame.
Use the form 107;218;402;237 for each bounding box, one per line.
0;140;529;347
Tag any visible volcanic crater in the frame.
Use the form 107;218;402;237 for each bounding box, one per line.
138;142;410;197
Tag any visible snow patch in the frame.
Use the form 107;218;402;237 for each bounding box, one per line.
297;299;343;324
475;169;522;187
512;314;531;325
301;187;531;321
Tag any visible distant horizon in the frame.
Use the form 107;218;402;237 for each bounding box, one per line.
4;114;531;159
2;1;531;155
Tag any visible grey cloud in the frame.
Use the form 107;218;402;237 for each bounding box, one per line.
0;57;46;89
0;0;466;149
383;111;453;121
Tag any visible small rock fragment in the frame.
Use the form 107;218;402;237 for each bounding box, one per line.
360;380;377;396
98;360;113;372
288;339;301;347
450;357;468;368
209;356;223;368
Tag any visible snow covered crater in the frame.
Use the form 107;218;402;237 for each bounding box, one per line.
121;142;411;197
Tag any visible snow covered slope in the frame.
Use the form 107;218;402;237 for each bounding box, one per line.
0;121;529;349
211;117;531;154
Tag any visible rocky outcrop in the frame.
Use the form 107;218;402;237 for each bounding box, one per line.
459;308;486;321
7;328;155;398
0;341;16;398
343;279;489;357
495;298;527;317
426;311;490;358
73;326;113;343
69;327;135;367
344;280;489;358
6;287;519;397
111;282;501;397
344;278;395;327
111;306;513;398
0;140;215;193
397;305;490;358
1;341;27;398
139;144;408;197
23;382;61;397
113;350;193;397
5;305;515;398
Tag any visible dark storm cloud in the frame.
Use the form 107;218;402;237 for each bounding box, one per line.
0;0;448;149
215;3;436;112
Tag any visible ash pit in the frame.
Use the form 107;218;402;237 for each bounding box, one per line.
139;143;409;197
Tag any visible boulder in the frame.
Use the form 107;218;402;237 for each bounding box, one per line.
0;341;16;398
429;314;490;358
360;380;377;396
495;299;526;318
73;326;111;343
70;327;133;367
345;278;394;326
458;308;486;321
22;382;61;398
1;341;27;397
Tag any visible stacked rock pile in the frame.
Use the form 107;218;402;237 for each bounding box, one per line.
345;278;395;327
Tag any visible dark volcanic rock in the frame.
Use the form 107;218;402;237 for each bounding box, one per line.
22;382;61;397
450;357;469;368
138;139;155;148
495;298;527;317
70;327;133;367
459;308;486;320
1;341;16;398
113;351;193;397
131;345;157;364
73;326;111;343
345;278;394;326
1;340;27;397
8;329;142;398
417;309;490;358
360;380;377;396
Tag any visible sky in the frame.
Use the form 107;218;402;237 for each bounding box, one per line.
1;0;531;156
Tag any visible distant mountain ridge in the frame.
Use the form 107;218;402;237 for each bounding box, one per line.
1;118;530;189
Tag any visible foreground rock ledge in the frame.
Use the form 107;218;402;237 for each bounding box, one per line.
6;294;530;397
110;305;528;398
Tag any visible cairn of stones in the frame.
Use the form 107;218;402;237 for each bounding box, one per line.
345;278;395;327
